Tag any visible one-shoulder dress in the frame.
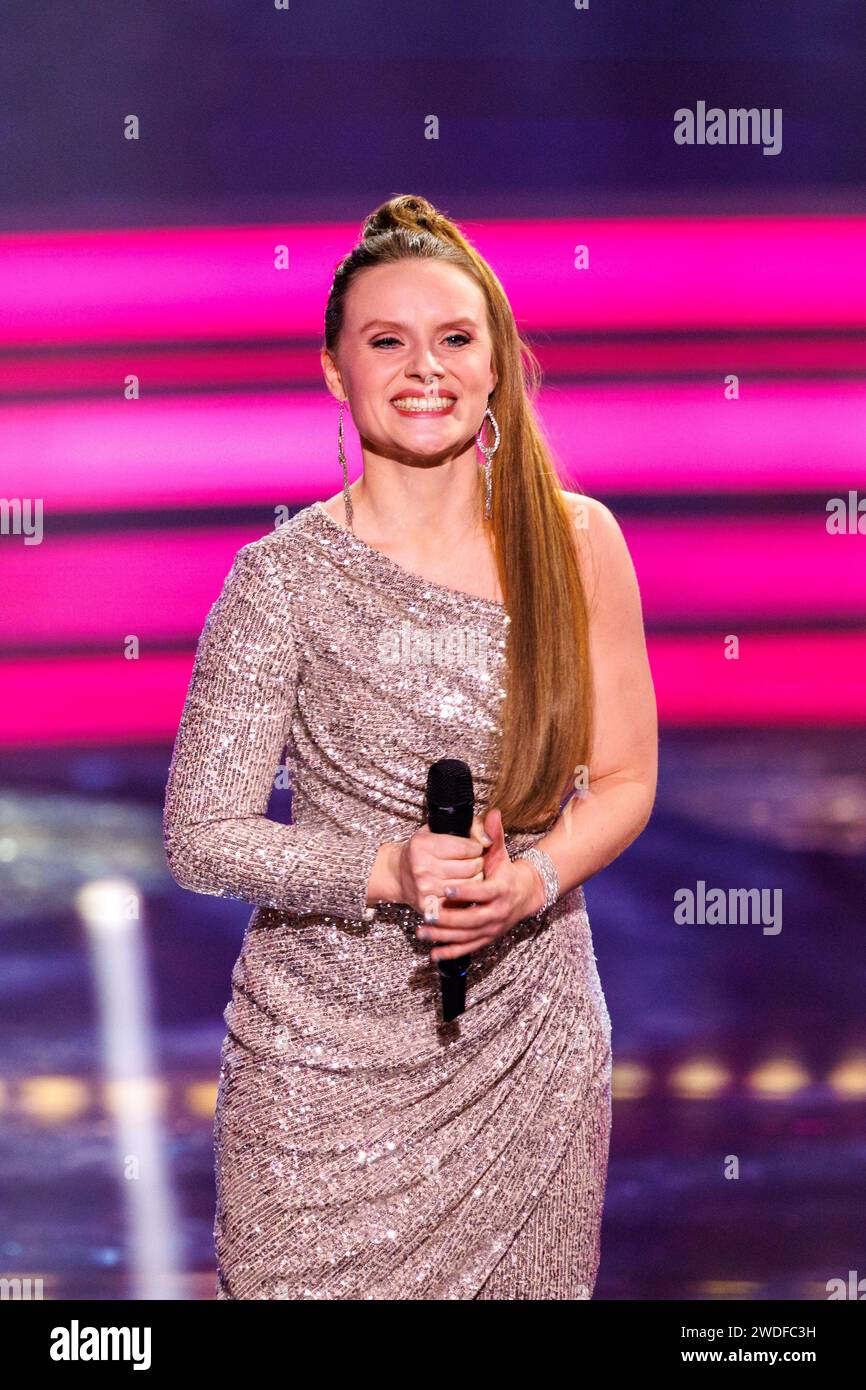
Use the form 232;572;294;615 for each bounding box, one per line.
162;500;612;1300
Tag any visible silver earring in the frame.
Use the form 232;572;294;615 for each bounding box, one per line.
475;404;500;520
337;398;354;532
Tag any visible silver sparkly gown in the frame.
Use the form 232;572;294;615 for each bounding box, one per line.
163;500;612;1300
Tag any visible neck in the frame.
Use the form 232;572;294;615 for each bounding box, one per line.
350;451;487;549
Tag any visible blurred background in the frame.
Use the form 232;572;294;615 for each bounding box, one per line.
1;1;865;1300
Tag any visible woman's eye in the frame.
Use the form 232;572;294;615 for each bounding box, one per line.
370;333;471;349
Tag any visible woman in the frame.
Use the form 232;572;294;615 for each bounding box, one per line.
163;195;657;1300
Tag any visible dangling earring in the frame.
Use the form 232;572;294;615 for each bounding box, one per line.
475;403;501;520
337;398;354;532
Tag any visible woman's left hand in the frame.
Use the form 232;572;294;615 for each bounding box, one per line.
416;809;544;961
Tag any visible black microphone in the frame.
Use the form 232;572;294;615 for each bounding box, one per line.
425;758;477;1023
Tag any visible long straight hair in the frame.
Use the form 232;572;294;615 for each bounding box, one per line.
323;195;593;832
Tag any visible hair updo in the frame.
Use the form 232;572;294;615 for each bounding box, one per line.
361;194;443;238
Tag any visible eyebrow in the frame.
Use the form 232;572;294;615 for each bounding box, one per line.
358;318;480;334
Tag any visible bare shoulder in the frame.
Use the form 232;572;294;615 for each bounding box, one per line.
559;489;639;610
560;489;620;535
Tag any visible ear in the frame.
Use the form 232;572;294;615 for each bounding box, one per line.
321;347;345;401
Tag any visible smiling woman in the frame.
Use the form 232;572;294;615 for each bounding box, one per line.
164;193;657;1300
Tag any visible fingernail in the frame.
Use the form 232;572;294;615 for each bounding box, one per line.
480;833;492;846
444;885;456;898
417;927;430;939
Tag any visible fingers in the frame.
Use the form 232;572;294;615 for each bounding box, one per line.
441;878;498;903
417;875;494;923
411;814;508;958
470;814;493;849
413;827;489;886
433;855;486;879
420;829;487;859
418;901;498;936
409;824;495;923
412;857;485;902
481;808;509;875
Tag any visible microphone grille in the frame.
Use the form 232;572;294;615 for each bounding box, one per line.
426;758;474;808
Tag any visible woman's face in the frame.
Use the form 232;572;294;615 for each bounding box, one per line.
322;259;498;466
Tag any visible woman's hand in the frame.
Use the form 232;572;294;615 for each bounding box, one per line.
395;814;489;915
408;809;545;963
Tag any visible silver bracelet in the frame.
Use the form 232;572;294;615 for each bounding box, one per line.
513;846;560;918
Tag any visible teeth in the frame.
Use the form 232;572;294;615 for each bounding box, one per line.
392;397;454;411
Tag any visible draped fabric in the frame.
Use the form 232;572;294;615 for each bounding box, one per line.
164;501;612;1299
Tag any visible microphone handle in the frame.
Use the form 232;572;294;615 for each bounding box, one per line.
427;802;474;1022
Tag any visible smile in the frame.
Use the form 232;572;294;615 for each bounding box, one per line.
390;397;456;415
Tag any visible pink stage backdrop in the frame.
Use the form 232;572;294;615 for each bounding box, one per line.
1;216;863;744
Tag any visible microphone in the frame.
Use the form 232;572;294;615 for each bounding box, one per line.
425;758;477;1022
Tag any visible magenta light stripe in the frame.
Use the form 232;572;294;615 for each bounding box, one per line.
5;336;866;402
540;381;866;492
535;334;866;379
0;657;185;744
0;344;317;398
648;634;866;724
1;217;864;347
622;517;866;620
2;519;865;646
0;529;261;643
1;634;864;746
6;334;866;401
3;381;864;510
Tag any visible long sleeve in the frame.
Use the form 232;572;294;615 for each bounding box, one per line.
162;540;383;921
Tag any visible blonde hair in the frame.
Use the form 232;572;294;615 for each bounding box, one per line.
323;195;593;832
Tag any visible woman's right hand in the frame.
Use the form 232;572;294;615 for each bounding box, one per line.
396;817;490;919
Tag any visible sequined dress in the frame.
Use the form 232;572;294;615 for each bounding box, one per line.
163;500;612;1300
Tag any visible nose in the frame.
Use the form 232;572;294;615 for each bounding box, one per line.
404;348;444;382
